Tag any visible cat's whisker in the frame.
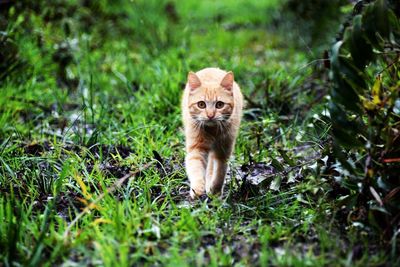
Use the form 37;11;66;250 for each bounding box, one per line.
197;121;203;131
217;121;224;134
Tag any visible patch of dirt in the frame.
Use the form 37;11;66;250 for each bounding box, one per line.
88;144;134;160
228;162;275;201
24;141;51;156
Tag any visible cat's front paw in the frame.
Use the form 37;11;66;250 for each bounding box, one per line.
206;186;223;197
190;186;205;199
205;180;224;196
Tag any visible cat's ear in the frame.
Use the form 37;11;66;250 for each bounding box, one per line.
220;71;234;91
188;71;201;90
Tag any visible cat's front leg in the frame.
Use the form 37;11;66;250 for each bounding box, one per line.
205;152;215;193
206;139;234;196
206;154;228;196
185;150;207;198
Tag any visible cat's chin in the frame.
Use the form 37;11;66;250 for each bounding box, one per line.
192;119;218;127
204;120;218;126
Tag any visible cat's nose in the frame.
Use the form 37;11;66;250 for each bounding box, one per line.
207;114;215;119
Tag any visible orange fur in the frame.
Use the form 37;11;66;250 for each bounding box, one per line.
182;68;243;198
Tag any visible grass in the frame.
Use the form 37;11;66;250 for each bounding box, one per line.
0;0;397;266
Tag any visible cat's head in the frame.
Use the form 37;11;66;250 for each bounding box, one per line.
186;71;234;125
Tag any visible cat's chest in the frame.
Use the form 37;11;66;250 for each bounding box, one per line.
202;126;232;142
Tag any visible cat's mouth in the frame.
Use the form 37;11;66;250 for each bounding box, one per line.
204;119;217;126
192;114;231;127
193;117;226;127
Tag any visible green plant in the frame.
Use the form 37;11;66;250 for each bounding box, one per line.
279;0;349;51
328;0;400;240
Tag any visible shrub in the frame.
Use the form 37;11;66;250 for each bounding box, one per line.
328;0;400;239
279;0;349;51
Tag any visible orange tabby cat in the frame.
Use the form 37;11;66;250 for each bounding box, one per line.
182;68;243;198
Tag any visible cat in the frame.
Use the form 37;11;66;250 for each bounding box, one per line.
181;68;243;198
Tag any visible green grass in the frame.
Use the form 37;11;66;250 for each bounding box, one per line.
0;0;396;266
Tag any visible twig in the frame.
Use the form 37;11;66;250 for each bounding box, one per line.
237;156;322;185
243;94;261;108
376;53;400;76
62;162;154;240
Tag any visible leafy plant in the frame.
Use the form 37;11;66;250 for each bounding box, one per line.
0;7;27;83
328;0;400;240
279;0;349;51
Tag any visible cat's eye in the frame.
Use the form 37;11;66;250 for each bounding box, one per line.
197;101;206;109
215;101;224;109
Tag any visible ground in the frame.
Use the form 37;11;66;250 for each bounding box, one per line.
0;0;395;266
